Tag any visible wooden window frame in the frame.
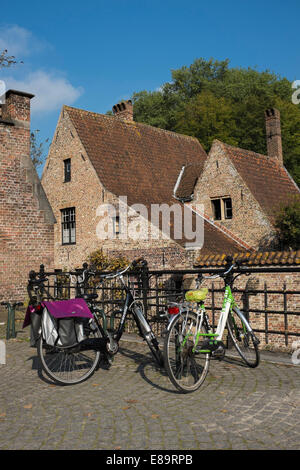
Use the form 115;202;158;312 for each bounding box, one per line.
61;207;76;245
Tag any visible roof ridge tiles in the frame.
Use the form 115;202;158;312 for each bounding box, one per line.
64;104;200;143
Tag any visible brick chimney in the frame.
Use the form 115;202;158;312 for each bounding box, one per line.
112;99;133;121
0;88;55;304
1;89;34;128
265;108;283;165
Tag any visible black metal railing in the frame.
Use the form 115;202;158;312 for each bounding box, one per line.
27;263;300;347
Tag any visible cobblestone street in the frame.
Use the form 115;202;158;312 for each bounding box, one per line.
0;329;299;451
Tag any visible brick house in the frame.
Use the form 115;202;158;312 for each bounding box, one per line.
42;100;248;270
0;91;298;350
0;90;55;302
181;108;300;250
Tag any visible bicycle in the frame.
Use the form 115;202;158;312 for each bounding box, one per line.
163;256;260;393
27;258;164;386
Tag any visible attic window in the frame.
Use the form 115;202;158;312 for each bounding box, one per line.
113;216;121;237
211;197;233;220
223;198;233;219
64;158;71;182
211;199;221;220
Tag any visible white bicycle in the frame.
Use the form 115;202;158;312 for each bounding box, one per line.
164;257;260;393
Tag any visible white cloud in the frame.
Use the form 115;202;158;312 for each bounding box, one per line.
3;70;83;114
0;25;49;57
0;25;83;115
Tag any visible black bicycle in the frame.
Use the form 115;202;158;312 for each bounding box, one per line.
28;259;164;385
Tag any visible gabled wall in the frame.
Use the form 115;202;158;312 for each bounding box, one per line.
192;140;277;250
42;107;189;270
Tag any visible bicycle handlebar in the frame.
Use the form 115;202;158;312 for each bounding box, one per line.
78;258;147;283
199;256;250;281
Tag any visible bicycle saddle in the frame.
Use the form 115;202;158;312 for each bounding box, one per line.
185;288;208;302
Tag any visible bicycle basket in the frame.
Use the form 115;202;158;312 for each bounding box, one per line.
185;288;208;302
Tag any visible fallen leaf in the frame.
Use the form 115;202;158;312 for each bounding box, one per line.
114;446;121;450
122;406;131;410
125;399;139;404
24;404;33;409
151;414;160;419
220;409;228;413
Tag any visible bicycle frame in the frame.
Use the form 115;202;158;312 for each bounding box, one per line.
109;274;151;342
175;284;255;354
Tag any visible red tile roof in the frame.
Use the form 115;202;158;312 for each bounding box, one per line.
66;106;207;207
64;106;252;255
195;250;300;267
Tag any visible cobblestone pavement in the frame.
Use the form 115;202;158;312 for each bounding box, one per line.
0;331;299;451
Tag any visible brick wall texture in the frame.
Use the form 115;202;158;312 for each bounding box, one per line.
0;91;54;303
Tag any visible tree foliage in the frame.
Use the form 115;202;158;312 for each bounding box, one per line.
275;197;300;250
132;58;300;186
30;130;49;171
87;248;129;272
0;49;23;69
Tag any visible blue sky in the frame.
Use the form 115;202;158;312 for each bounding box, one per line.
0;0;299;172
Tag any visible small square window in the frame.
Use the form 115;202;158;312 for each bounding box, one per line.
211;197;233;220
64;158;71;182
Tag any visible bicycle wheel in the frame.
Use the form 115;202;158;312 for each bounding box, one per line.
38;319;102;385
227;306;259;368
164;311;210;393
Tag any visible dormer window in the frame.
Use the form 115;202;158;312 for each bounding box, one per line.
64;158;71;182
223;198;233;219
211;197;233;220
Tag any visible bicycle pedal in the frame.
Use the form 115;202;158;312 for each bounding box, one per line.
212;345;226;359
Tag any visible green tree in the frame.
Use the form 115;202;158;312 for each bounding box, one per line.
30;130;49;171
275;197;300;250
174;90;239;151
132;58;300;186
0;49;23;68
